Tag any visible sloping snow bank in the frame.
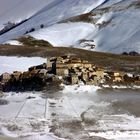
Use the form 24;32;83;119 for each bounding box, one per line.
96;12;113;25
4;40;23;46
93;2;140;53
30;22;97;47
0;56;46;74
0;0;105;43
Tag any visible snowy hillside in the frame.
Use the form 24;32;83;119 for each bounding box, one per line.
92;0;140;53
0;0;105;43
0;0;50;29
30;22;97;47
30;0;140;53
0;0;140;53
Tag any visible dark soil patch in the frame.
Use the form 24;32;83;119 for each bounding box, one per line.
0;99;9;105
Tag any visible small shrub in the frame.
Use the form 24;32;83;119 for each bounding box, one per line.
40;24;44;28
29;28;35;33
18;36;53;48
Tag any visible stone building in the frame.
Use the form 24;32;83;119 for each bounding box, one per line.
88;71;96;78
56;62;69;76
82;62;92;68
76;71;82;77
39;69;48;76
47;57;58;74
30;69;39;76
95;69;104;79
69;57;81;63
105;71;124;83
70;74;79;85
21;71;31;79
29;63;47;72
12;71;22;80
29;66;36;72
67;62;82;69
0;82;2;89
57;56;70;63
88;69;104;79
113;72;124;82
1;72;11;83
135;80;140;85
56;67;69;76
56;63;66;68
114;72;120;77
113;76;123;82
82;72;89;82
47;57;53;69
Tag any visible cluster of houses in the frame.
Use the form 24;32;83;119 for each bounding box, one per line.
0;55;140;91
48;56;105;85
46;55;140;86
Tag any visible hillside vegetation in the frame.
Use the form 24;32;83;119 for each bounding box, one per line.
18;36;53;48
0;45;139;74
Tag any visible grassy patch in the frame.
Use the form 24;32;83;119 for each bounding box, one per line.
0;45;139;74
18;36;53;48
132;1;140;8
61;9;111;26
0;44;47;57
135;1;140;8
127;1;140;9
61;12;97;24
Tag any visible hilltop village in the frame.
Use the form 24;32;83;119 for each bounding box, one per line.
0;55;140;92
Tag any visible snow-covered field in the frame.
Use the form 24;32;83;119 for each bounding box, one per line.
30;22;97;47
57;86;140;140
1;85;140;140
0;56;140;140
0;92;65;140
0;56;46;74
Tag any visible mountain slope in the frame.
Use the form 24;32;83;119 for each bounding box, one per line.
0;0;106;43
0;0;140;54
30;22;97;47
28;0;140;53
0;0;50;29
92;0;140;53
